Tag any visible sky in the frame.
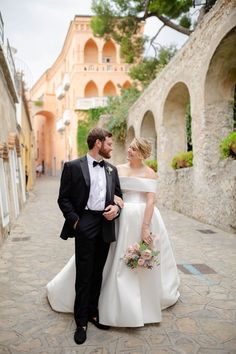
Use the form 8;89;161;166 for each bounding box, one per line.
1;0;188;88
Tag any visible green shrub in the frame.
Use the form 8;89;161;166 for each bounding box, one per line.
34;100;43;107
77;108;106;157
145;159;158;172
171;151;193;169
219;131;236;159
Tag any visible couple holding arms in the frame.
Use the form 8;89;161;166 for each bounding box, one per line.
47;128;180;344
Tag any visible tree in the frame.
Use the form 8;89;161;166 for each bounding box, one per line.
91;0;193;63
129;44;177;88
105;87;141;141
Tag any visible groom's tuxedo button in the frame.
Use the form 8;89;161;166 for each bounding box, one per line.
93;160;104;167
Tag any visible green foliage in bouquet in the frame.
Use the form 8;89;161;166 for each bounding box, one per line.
171;151;193;169
219;131;236;159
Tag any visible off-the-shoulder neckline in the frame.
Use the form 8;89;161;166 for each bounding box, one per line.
119;176;157;182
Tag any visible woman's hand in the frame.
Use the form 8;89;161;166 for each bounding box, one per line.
114;195;124;209
141;225;153;245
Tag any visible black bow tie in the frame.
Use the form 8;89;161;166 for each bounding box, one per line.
93;160;105;168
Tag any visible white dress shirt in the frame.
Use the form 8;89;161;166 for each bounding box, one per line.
86;153;107;211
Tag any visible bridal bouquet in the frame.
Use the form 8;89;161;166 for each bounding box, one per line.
123;239;160;270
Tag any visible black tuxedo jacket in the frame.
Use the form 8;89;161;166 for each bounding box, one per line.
58;156;122;242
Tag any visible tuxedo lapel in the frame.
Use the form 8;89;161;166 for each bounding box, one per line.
80;156;90;189
104;162;112;204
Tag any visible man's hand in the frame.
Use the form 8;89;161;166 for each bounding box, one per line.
114;195;124;209
103;205;119;220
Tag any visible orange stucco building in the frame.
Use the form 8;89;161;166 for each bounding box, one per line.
31;15;135;176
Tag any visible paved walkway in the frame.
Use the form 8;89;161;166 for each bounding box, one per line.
0;177;236;354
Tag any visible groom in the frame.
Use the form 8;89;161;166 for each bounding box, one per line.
58;128;122;345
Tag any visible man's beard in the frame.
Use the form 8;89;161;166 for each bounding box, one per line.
99;145;111;159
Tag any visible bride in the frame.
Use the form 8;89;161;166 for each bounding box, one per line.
47;137;180;327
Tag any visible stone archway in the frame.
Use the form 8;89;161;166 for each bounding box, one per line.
162;82;190;169
34;110;55;176
204;27;236;165
127;126;135;145
140;110;157;160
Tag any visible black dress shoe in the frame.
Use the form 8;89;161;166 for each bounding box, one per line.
88;317;110;330
74;326;87;344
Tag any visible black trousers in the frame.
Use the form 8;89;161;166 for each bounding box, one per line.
74;210;110;327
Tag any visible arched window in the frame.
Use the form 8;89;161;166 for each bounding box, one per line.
84;81;98;97
122;81;132;89
84;39;98;63
103;81;116;96
102;40;116;63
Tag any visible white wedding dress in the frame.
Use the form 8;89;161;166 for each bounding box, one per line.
46;177;180;327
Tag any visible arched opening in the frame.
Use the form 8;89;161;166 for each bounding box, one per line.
84;81;98;97
103;81;116;96
122;81;132;90
141;110;157;160
34;111;54;176
102;40;116;63
126;126;135;146
84;39;98;63
162;82;191;169
204;27;236;164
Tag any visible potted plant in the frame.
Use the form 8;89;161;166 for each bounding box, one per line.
145;159;158;172
171;151;193;169
219;131;236;159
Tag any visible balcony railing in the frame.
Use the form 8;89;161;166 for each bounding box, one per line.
0;12;4;45
56;118;65;132
73;63;131;73
76;96;109;110
62;109;71;125
62;73;70;91
55;85;65;100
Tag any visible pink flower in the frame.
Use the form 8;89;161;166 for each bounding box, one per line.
138;258;145;266
141;249;152;260
133;243;140;251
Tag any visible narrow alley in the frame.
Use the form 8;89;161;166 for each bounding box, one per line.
0;177;236;354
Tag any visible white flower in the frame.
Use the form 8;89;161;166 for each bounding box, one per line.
106;166;113;174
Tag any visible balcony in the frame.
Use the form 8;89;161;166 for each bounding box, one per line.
76;96;108;110
62;109;71;125
55;85;65;100
56;118;65;132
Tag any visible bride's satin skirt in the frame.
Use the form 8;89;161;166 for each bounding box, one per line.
99;203;180;327
46;255;75;313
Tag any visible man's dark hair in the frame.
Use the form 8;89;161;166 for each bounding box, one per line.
87;128;112;150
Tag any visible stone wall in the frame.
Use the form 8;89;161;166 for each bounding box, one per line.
126;0;236;233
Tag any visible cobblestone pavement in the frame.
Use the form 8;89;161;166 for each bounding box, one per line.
0;176;236;354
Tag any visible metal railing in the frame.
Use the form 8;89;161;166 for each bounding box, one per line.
0;12;4;45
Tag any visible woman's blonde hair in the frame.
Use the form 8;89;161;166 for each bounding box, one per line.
130;137;152;160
